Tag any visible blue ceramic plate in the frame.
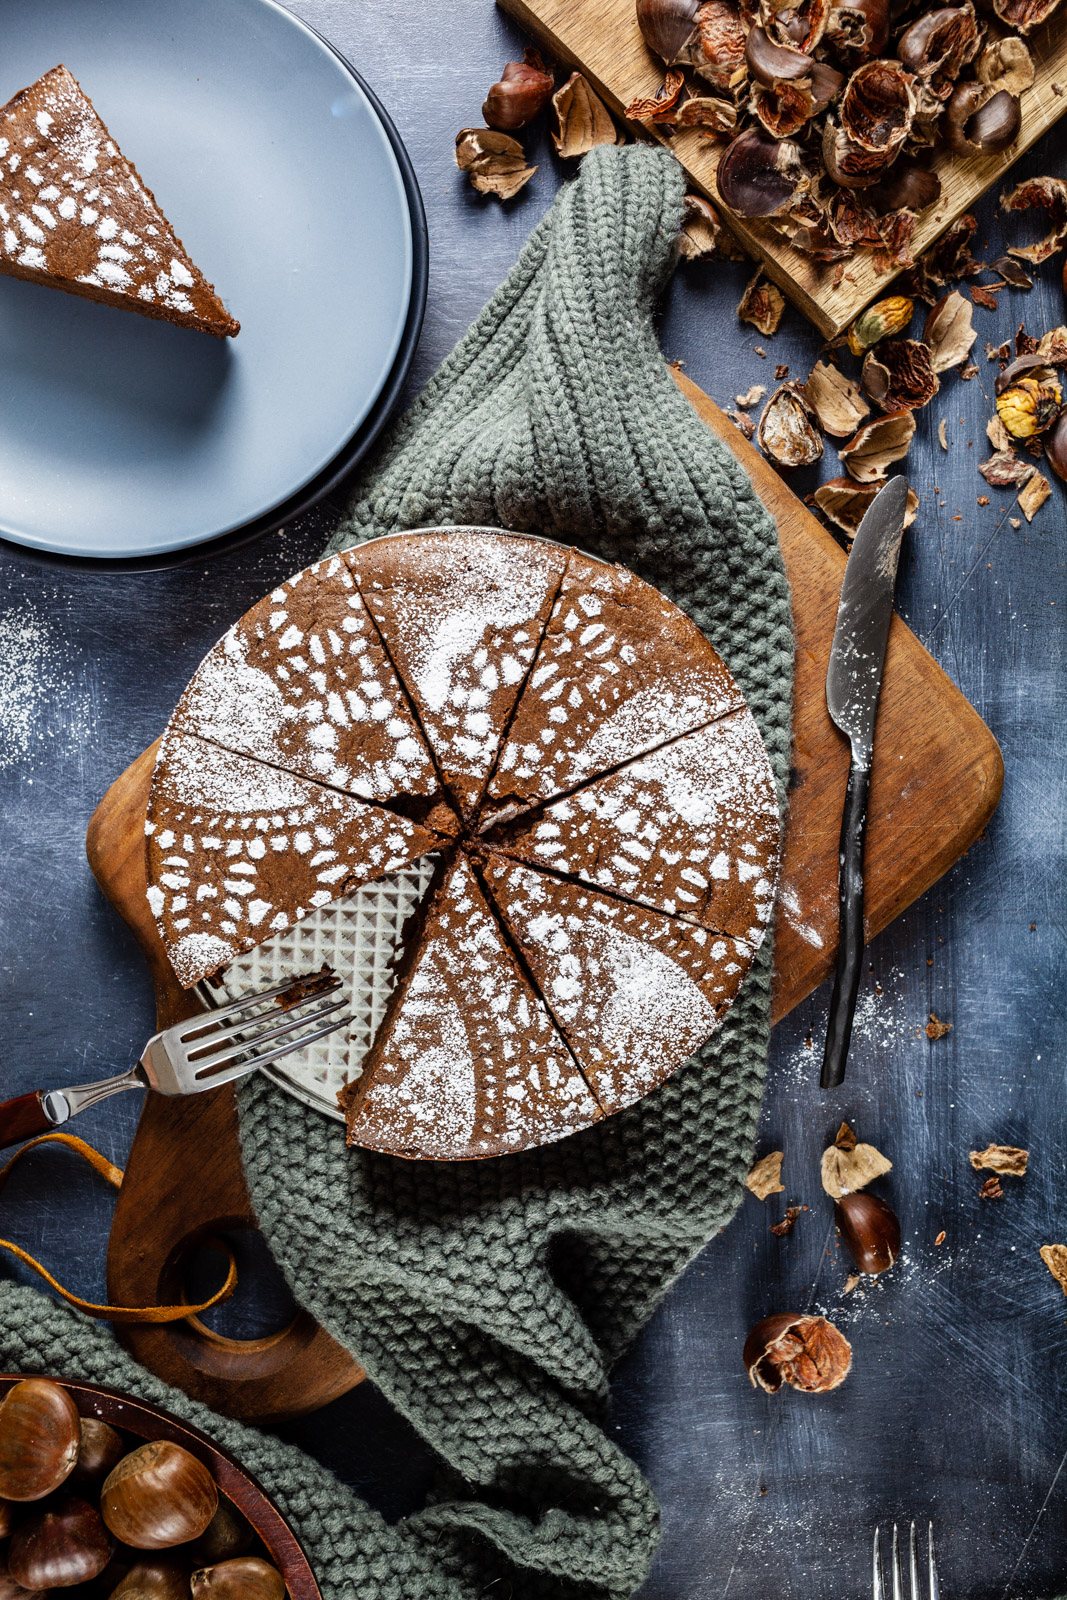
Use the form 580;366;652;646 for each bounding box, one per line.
0;0;423;559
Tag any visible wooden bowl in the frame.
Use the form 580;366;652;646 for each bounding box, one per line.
0;1375;320;1600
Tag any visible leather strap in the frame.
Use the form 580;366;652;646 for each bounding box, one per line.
0;1132;238;1323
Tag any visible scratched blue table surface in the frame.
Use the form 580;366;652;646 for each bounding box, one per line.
0;4;1065;1596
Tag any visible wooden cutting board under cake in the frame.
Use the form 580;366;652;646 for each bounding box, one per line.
497;0;1067;337
87;370;1002;1421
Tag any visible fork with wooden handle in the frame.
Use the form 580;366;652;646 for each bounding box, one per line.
0;976;351;1149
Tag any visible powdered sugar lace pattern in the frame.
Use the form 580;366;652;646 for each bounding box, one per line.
347;532;568;812
0;65;230;330
483;856;753;1114
500;711;780;947
173;555;437;803
342;855;599;1159
145;732;439;988
489;552;743;809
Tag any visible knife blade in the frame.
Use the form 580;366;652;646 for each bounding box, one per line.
820;475;910;1089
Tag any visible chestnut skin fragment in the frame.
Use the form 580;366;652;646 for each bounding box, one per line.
835;1190;901;1275
944;84;1020;156
861;338;939;412
757;383;824;468
743;1313;852;1393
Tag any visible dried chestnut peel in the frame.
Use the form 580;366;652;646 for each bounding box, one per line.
743;1314;852;1393
835;1191;901;1274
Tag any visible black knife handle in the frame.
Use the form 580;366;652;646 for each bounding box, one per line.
821;754;872;1090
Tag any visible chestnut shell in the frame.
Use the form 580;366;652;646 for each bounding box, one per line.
0;1378;81;1502
743;1313;853;1393
717;127;807;217
102;1441;218;1551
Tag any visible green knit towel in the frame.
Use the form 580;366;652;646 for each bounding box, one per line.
0;144;793;1600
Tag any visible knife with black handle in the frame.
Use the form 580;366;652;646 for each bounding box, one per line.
821;476;910;1090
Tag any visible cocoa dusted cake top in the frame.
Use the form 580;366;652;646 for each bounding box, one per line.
0;64;238;337
145;528;782;1159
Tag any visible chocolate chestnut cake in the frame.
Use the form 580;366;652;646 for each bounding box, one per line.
146;529;782;1159
0;65;238;336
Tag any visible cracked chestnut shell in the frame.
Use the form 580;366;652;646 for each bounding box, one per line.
743;1313;852;1393
835;1191;901;1275
0;1378;80;1502
190;1558;286;1600
8;1494;112;1589
717;128;807;217
637;0;701;63
102;1441;218;1550
944;84;1020;155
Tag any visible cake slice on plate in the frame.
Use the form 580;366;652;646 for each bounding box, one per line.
481;855;753;1116
339;854;600;1159
145;732;443;988
0;64;238;336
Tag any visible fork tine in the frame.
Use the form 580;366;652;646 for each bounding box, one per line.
188;1010;356;1087
873;1528;884;1600
185;992;348;1068
891;1525;904;1600
927;1524;939;1600
180;977;341;1041
190;997;349;1075
908;1523;921;1600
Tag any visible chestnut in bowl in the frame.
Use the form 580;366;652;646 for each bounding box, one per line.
102;1441;218;1550
0;1378;80;1501
8;1493;112;1588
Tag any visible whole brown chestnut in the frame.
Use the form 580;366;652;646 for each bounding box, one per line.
8;1494;112;1588
193;1501;255;1566
0;1552;47;1600
0;1378;80;1501
191;1558;286;1600
482;51;554;131
101;1442;217;1550
72;1418;126;1487
111;1555;195;1600
835;1190;901;1274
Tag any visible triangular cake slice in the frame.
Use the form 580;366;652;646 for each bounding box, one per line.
345;532;568;816
145;732;442;987
485;552;743;819
0;65;238;337
495;711;781;947
481;855;753;1115
171;555;443;808
339;854;600;1159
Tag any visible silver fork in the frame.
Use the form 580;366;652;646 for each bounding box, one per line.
873;1523;940;1600
0;975;352;1150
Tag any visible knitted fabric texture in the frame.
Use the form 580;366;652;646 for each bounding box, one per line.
233;144;793;1599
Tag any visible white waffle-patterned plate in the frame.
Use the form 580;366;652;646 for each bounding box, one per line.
199;854;440;1120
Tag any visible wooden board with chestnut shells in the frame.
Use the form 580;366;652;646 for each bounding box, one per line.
85;370;1002;1422
498;0;1067;336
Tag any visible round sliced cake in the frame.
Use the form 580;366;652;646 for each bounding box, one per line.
145;528;782;1159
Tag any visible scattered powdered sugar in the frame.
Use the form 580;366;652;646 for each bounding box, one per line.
0;603;94;771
